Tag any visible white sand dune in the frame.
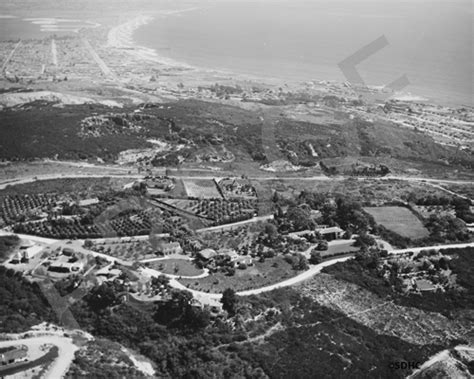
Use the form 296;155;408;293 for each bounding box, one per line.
23;17;100;33
0;91;122;108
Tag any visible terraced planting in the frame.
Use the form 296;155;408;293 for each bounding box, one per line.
164;198;258;224
0;193;59;225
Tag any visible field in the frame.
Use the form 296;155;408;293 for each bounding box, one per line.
182;179;222;199
364;206;429;239
180;256;298;292
0;177;128;198
149;259;203;277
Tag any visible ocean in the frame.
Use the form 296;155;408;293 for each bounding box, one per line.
134;0;473;106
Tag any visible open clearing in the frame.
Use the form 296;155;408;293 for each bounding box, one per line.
182;179;222;199
149;259;203;277
364;206;429;239
179;256;298;292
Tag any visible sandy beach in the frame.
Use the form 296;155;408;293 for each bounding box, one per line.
107;10;198;69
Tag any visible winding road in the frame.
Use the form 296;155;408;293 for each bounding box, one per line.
1;170;473;307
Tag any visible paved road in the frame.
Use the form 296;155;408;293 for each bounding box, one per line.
237;255;354;297
390;242;474;255
0;231;58;245
3;227;474;306
1;171;473;192
140;255;355;306
157;241;474;304
0;173;142;190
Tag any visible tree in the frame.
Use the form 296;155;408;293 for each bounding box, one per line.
309;250;322;264
354;233;376;248
86;283;120;311
221;288;238;316
151;275;170;288
83;239;93;249
316;240;329;251
292;254;309;271
225;266;236;276
285;205;314;232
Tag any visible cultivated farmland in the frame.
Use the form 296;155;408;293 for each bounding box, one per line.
364;206;429;239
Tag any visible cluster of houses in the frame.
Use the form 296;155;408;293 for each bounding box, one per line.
289;226;345;242
45;247;84;275
380;252;453;294
196;248;254;268
217;177;257;199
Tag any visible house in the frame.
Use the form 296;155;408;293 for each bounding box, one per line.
1;346;27;365
157;242;183;255
197;249;217;261
315;226;344;241
96;267;122;281
20;240;34;250
217;249;240;262
78;198;100;207
10;252;22;264
414;279;436;292
235;256;253;267
289;230;316;240
22;245;43;260
62;247;75;256
48;262;84;274
310;210;322;220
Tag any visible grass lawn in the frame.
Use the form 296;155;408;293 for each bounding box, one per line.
150;259;204;277
322;242;359;258
364;206;429;239
179;256;298;292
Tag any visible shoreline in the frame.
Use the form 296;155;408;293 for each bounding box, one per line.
112;14;447;106
106;12;196;70
0;11;468;108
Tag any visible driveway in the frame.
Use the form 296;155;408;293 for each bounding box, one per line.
0;335;78;378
